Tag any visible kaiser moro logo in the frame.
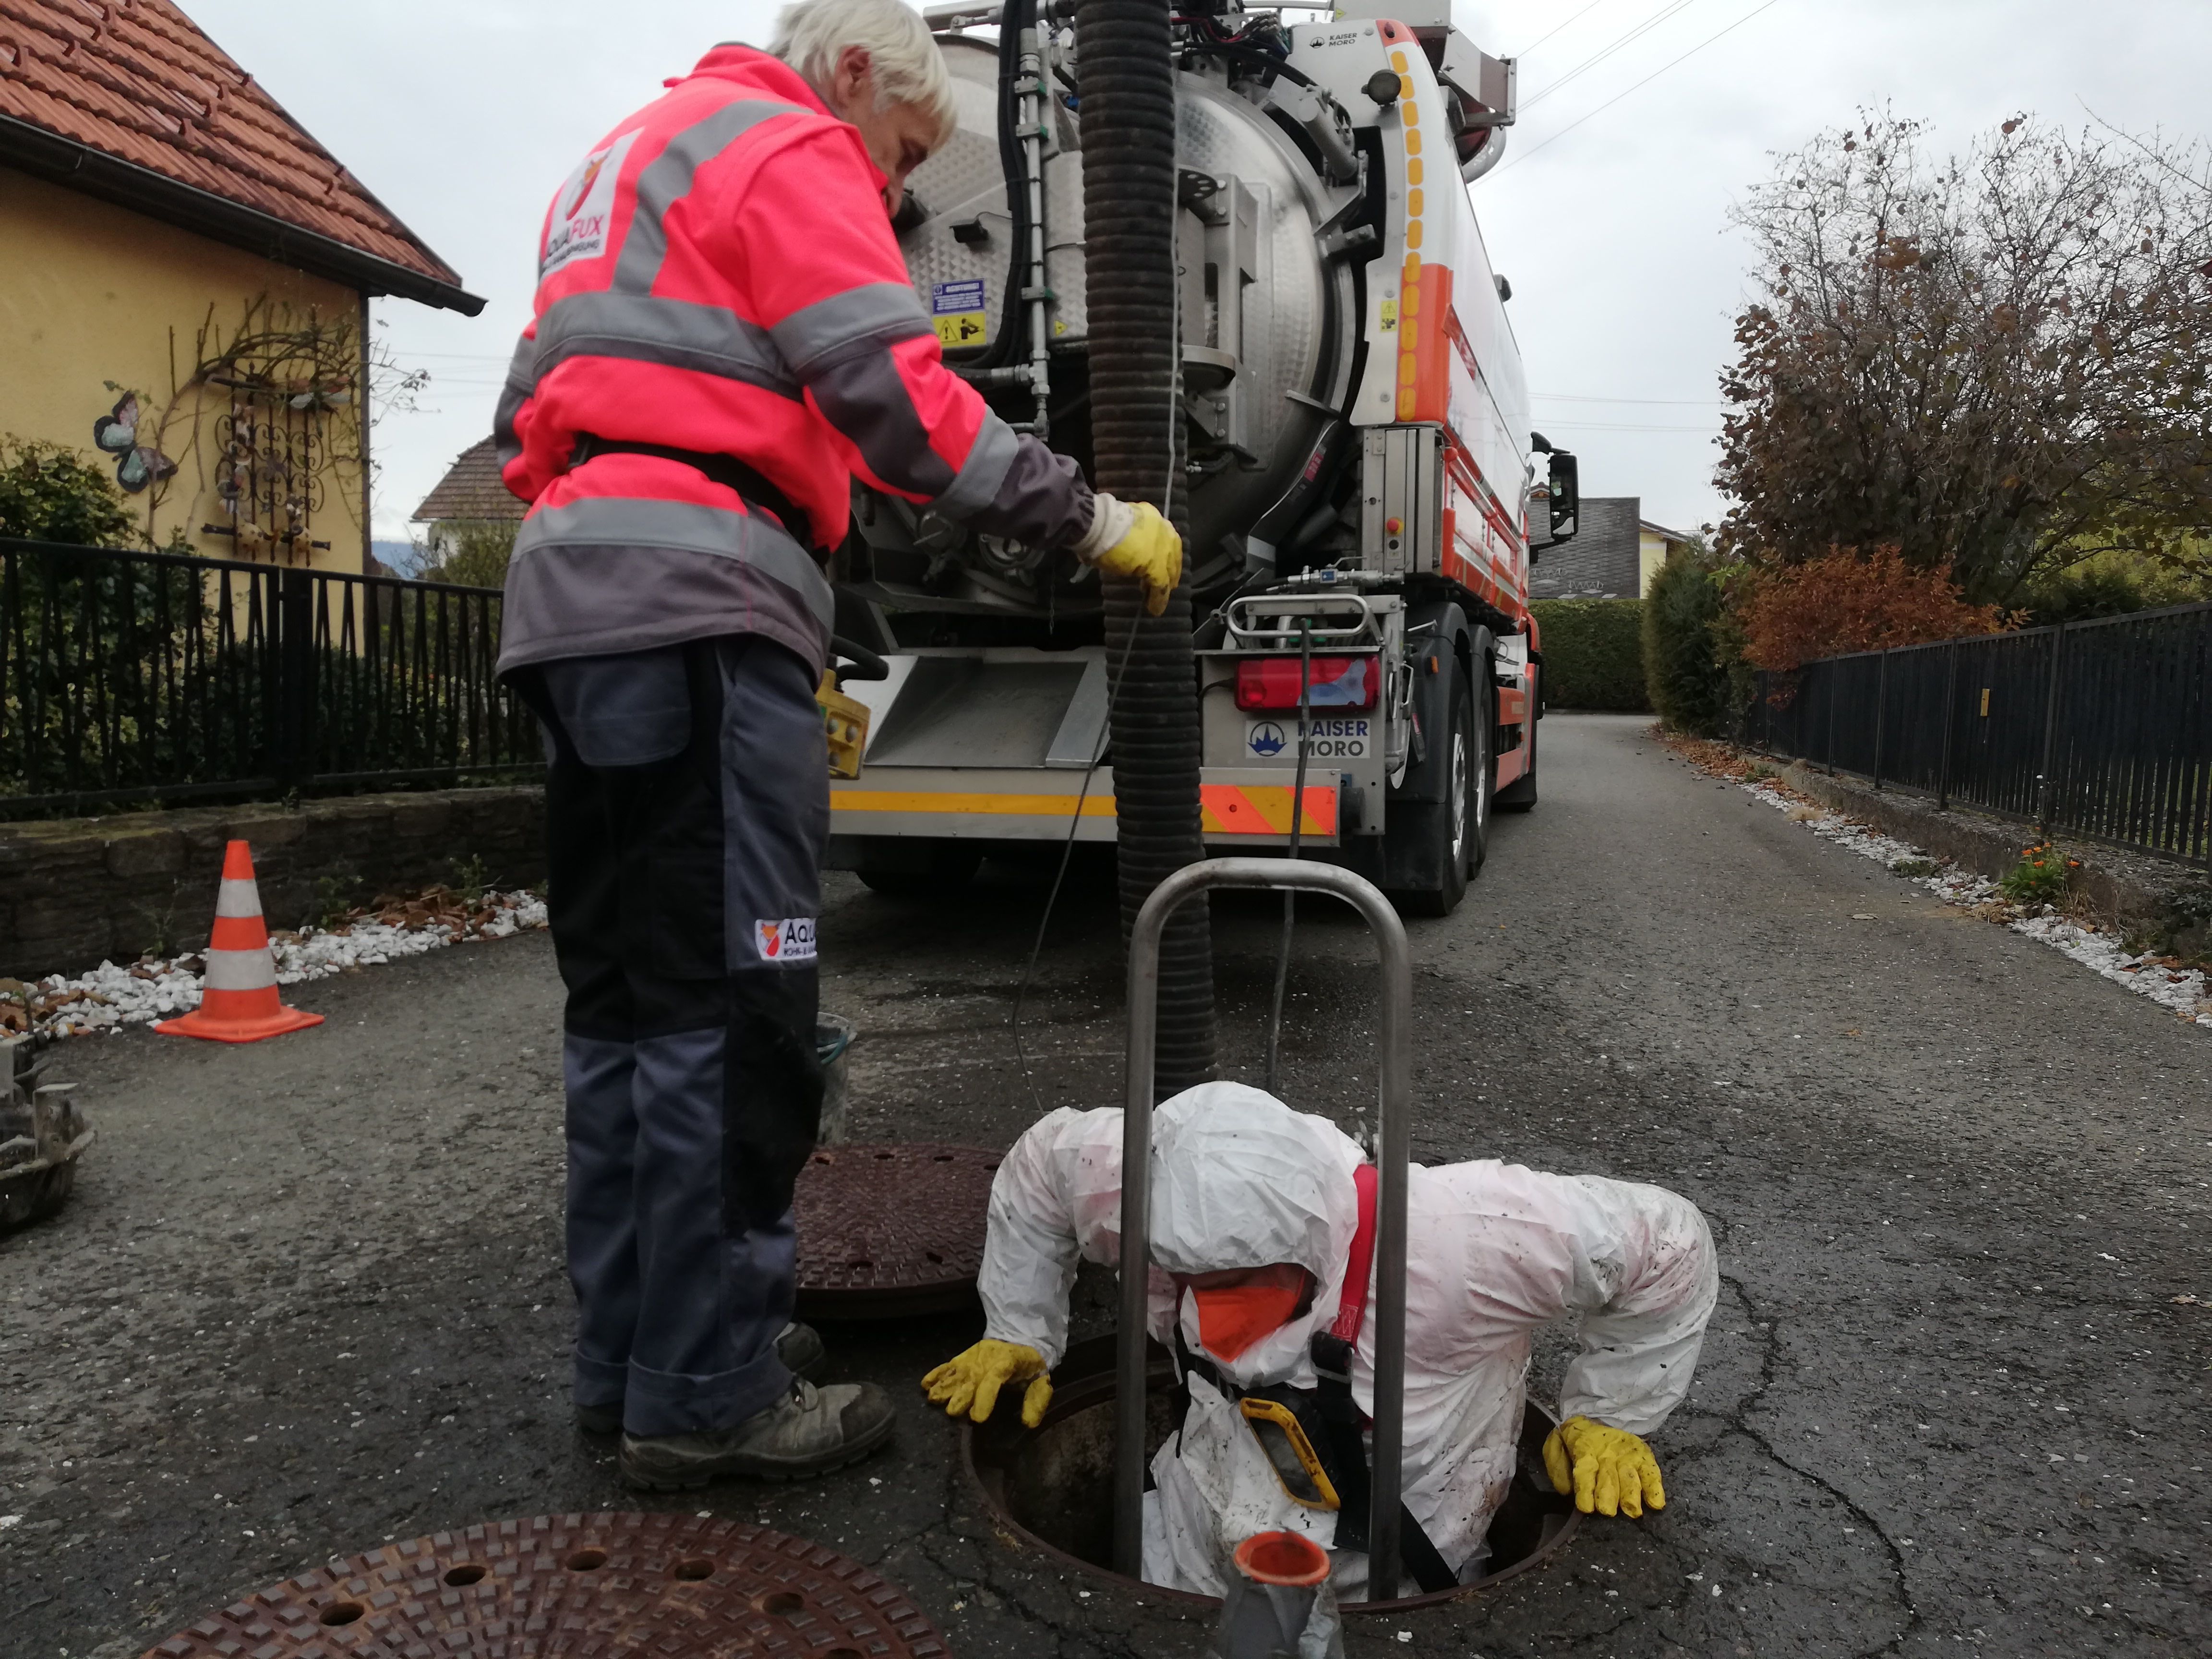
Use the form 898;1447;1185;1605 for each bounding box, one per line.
1248;721;1287;758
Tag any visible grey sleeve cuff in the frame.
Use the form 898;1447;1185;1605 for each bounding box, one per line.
959;434;1096;549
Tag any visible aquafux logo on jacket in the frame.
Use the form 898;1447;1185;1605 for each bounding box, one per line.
542;131;639;279
756;917;818;964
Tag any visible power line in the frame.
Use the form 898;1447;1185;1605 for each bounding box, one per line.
1511;0;1615;60
1537;420;1721;432
1522;0;1703;111
1534;392;1728;406
1502;0;1789;171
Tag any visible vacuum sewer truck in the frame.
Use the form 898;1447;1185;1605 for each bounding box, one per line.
826;0;1579;916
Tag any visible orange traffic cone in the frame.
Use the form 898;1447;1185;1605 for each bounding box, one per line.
155;841;324;1044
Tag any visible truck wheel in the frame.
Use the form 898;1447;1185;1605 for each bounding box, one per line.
856;843;983;898
1495;665;1538;812
1393;662;1487;917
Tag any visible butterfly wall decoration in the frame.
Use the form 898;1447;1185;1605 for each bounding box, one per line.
92;392;179;494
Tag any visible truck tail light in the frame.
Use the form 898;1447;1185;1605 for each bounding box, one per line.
1235;655;1379;711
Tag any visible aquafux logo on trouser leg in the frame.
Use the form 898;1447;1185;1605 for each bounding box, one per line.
755;917;818;964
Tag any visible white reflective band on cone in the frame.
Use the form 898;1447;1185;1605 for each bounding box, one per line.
214;878;264;919
202;949;277;992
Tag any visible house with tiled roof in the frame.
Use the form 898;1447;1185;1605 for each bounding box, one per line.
1529;497;1697;600
0;0;480;570
413;437;523;529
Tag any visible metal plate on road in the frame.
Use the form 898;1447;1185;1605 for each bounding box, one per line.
794;1142;1000;1319
143;1511;948;1658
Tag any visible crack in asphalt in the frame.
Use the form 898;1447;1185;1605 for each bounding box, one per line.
1680;1276;1922;1659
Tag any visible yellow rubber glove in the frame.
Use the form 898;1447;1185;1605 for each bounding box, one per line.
921;1339;1053;1427
1542;1416;1667;1518
1078;494;1182;617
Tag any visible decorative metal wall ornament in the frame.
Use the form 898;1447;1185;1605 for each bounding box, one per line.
89;390;178;494
117;297;369;559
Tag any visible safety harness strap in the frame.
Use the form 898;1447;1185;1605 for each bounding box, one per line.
1310;1164;1457;1592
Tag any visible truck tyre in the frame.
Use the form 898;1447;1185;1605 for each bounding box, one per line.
856;843;983;898
1495;664;1538;812
1391;660;1487;917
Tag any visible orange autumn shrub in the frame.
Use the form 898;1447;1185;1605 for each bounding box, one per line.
1739;545;2012;672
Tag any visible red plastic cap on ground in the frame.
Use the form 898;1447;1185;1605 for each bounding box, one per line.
1232;1530;1331;1587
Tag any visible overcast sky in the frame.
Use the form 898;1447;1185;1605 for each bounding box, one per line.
186;0;2212;545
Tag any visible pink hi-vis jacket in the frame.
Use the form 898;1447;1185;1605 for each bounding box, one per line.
494;47;1091;677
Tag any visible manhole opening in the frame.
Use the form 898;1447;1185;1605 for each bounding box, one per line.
442;1563;488;1587
963;1334;1580;1612
565;1548;608;1572
756;1588;806;1616
318;1601;366;1627
673;1558;716;1581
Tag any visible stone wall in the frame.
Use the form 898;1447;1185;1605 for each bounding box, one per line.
0;787;546;979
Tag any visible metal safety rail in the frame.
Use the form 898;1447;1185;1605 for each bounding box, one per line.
1740;601;2212;868
1116;857;1413;1599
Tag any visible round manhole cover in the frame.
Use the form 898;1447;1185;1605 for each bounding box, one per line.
794;1142;1000;1319
143;1511;948;1657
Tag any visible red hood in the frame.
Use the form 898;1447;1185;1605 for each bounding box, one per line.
678;45;888;192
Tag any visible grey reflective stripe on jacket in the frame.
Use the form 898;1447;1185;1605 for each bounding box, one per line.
534;293;802;399
610;99;810;292
497;496;834;679
493;331;536;472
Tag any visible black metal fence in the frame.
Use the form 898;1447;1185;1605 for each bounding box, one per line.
1741;601;2212;868
1;538;540;820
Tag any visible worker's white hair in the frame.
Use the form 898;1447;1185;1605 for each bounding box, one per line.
771;0;957;147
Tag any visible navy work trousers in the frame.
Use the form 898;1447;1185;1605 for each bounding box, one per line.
522;635;827;1437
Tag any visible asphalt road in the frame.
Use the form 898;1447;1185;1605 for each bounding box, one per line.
4;712;2208;1659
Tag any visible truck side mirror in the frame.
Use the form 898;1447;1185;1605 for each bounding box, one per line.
1547;451;1579;543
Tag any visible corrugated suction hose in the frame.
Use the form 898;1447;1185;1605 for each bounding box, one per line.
1078;0;1216;1095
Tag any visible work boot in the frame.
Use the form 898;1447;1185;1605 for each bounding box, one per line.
618;1378;895;1488
575;1321;829;1435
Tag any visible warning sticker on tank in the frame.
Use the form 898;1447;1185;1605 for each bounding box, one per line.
1247;717;1370;760
931;279;989;348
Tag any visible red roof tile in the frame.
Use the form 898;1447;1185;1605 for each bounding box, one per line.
0;0;469;301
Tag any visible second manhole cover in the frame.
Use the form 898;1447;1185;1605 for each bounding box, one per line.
793;1142;1001;1318
143;1511;947;1657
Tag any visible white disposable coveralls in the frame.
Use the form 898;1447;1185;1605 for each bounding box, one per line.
977;1083;1719;1601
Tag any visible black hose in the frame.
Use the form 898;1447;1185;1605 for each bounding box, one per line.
981;0;1037;372
1262;624;1313;1095
1175;40;1313;88
1079;0;1216;1096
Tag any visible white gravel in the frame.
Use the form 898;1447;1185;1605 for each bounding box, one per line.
1741;781;2212;1029
14;891;549;1041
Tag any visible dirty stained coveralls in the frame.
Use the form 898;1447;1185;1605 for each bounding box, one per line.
495;45;1091;1436
978;1085;1719;1596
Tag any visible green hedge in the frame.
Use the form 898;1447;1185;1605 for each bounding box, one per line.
1530;599;1650;711
1641;549;1731;735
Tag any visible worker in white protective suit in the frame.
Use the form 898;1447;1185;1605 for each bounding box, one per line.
923;1083;1719;1600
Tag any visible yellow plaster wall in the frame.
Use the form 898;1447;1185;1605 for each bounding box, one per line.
0;167;368;572
1638;529;1667;596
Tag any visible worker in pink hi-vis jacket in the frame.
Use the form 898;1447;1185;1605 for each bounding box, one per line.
495;0;1182;1494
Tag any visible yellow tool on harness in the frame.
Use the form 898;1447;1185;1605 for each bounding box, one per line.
817;671;870;780
1239;1396;1341;1511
